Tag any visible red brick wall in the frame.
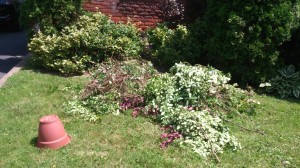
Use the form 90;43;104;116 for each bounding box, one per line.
83;0;163;29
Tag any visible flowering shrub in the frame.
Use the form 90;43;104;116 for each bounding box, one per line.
29;13;144;74
144;63;259;157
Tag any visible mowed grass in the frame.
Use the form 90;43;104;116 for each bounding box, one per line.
0;69;299;167
220;95;300;167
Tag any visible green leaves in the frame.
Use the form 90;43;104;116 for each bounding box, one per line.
147;0;300;85
293;87;300;98
261;65;300;98
144;63;258;157
29;13;144;74
198;0;300;85
278;65;299;78
20;0;83;37
147;24;201;68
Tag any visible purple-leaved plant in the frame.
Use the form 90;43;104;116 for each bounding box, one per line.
160;126;182;148
120;95;145;117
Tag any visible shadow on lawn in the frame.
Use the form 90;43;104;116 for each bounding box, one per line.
274;96;300;104
22;57;84;78
256;90;300;104
22;55;168;81
30;137;38;147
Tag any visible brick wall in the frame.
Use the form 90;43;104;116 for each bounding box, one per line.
83;0;163;29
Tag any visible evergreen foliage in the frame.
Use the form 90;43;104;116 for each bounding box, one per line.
20;0;83;36
29;13;143;74
199;0;300;85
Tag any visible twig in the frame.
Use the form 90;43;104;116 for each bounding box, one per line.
224;119;266;135
211;147;221;163
203;133;221;163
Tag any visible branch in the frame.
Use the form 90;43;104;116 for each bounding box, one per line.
224;119;266;135
203;133;221;163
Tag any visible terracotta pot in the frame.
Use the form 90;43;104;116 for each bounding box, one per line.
36;115;71;149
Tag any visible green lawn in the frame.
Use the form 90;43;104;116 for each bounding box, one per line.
0;69;299;167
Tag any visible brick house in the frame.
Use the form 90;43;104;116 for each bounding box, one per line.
83;0;184;29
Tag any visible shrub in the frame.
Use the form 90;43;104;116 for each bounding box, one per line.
20;0;83;37
147;24;201;68
260;65;300;98
29;13;144;74
144;63;259;157
198;0;300;85
280;28;300;69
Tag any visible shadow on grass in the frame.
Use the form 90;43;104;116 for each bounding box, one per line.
22;54;166;79
30;137;38;147
22;56;84;78
256;90;300;104
274;96;300;104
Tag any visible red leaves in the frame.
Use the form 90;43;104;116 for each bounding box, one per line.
120;95;144;111
120;94;161;118
120;95;144;118
160;126;182;148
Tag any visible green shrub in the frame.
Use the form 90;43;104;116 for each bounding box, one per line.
260;65;300;98
198;0;300;85
144;63;259;157
29;13;144;74
147;24;201;68
148;1;300;85
20;0;83;37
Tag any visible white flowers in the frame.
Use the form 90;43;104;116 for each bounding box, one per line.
259;82;272;87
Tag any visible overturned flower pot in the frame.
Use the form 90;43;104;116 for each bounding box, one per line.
36;115;71;149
